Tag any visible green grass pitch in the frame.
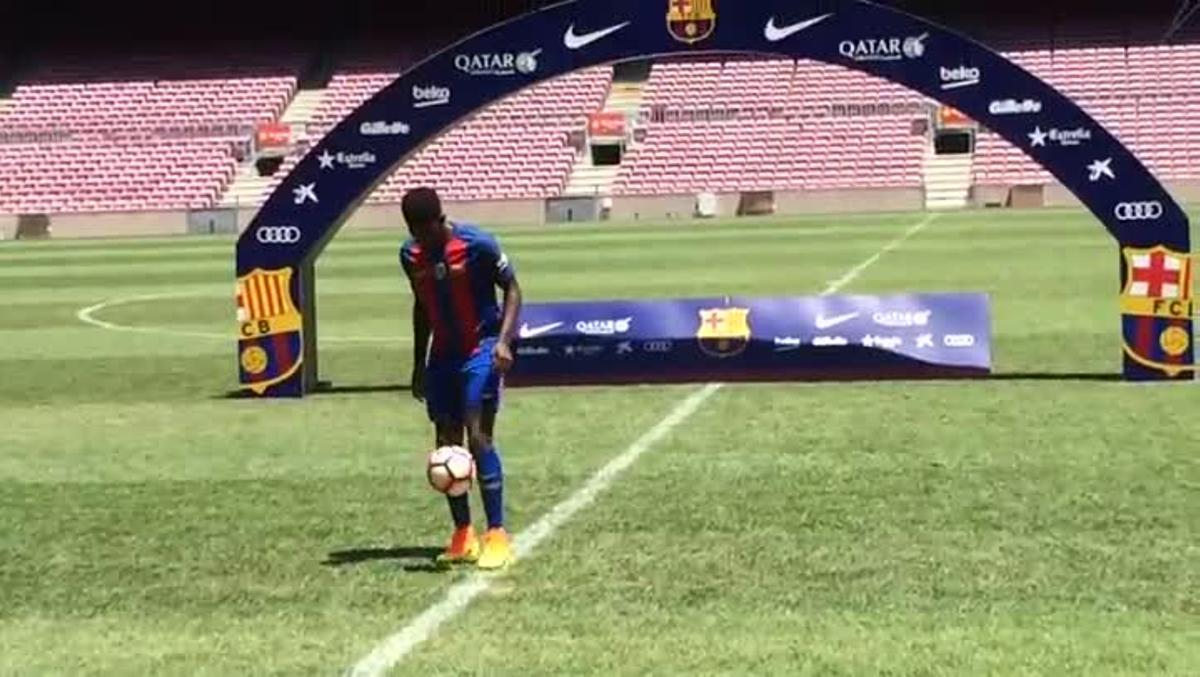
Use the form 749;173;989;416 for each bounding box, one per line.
1;208;1197;675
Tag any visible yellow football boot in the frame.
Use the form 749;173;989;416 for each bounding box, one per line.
436;526;480;565
476;528;513;570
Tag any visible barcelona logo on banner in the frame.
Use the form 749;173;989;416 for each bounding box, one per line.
696;307;751;358
1119;246;1194;377
667;0;716;45
236;267;304;394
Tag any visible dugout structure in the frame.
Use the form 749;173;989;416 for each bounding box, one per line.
234;0;1194;397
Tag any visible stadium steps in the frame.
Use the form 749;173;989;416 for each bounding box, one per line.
564;164;623;197
562;80;646;197
923;153;974;210
281;89;325;125
218;164;274;209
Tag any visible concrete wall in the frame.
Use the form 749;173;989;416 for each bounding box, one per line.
971;180;1200;211
775;187;924;213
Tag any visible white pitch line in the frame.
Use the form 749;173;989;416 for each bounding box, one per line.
345;212;938;677
75;292;408;344
820;214;938;296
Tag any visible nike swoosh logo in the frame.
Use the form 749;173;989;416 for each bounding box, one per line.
815;312;859;330
764;13;834;42
518;322;563;339
564;21;631;50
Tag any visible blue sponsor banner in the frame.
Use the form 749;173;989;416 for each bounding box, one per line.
507;293;991;387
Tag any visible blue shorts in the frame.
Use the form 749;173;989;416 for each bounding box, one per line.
424;338;502;424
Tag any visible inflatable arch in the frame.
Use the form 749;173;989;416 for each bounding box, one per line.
235;0;1194;397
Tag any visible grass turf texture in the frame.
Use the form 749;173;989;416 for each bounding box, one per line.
0;209;1197;675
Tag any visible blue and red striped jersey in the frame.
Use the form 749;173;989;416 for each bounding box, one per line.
400;223;516;359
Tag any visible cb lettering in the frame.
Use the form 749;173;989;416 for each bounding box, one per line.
240;319;273;337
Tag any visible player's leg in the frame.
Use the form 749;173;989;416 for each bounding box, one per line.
425;360;477;564
463;343;511;569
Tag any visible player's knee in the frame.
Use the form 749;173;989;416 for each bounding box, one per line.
466;427;492;455
435;422;464;447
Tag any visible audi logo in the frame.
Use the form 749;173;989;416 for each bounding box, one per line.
642;341;674;353
1114;201;1164;221
944;334;976;348
256;226;302;244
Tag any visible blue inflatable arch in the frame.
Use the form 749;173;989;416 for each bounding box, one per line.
234;0;1194;397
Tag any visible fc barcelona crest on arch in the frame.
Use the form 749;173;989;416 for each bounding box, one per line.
667;0;716;45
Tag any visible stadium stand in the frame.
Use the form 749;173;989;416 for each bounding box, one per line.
0;41;1197;215
613;59;926;195
0;51;301;214
260;65;613;203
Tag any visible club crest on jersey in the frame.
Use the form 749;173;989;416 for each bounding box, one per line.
667;0;717;45
236;267;304;395
696;306;751;358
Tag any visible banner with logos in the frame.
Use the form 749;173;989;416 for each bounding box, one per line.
506;293;991;387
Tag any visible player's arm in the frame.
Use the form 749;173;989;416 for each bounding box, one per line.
401;250;430;400
491;241;522;373
411;296;431;399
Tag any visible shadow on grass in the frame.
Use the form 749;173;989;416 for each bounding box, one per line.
323;546;447;573
219;382;412;399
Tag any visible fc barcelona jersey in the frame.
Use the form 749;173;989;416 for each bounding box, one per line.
400;223;515;360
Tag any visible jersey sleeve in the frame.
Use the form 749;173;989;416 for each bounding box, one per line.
477;232;516;286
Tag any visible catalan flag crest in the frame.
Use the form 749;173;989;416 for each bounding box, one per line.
237;268;299;322
236;267;304;395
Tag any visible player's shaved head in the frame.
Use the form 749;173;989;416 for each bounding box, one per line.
402;187;448;247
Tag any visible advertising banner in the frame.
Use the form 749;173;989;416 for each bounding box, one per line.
507;293;992;387
587;112;626;138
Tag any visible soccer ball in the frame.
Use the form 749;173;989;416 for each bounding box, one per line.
426;446;475;496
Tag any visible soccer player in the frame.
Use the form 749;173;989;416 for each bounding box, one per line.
399;187;522;570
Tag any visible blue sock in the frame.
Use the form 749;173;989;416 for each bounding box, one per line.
476;445;505;529
446;494;471;529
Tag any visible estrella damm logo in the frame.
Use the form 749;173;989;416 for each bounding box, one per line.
667;0;716;45
236;267;304;394
697;307;751;358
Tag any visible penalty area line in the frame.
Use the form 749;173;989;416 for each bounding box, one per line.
344;212;938;676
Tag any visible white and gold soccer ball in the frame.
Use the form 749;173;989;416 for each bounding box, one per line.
426;446;475;496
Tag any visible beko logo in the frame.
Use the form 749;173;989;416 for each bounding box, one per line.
256;226;301;244
412;85;451;108
940;65;981;90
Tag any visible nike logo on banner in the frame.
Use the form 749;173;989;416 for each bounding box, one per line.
564;22;631;50
815;312;859;330
764;13;834;42
518;322;564;339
